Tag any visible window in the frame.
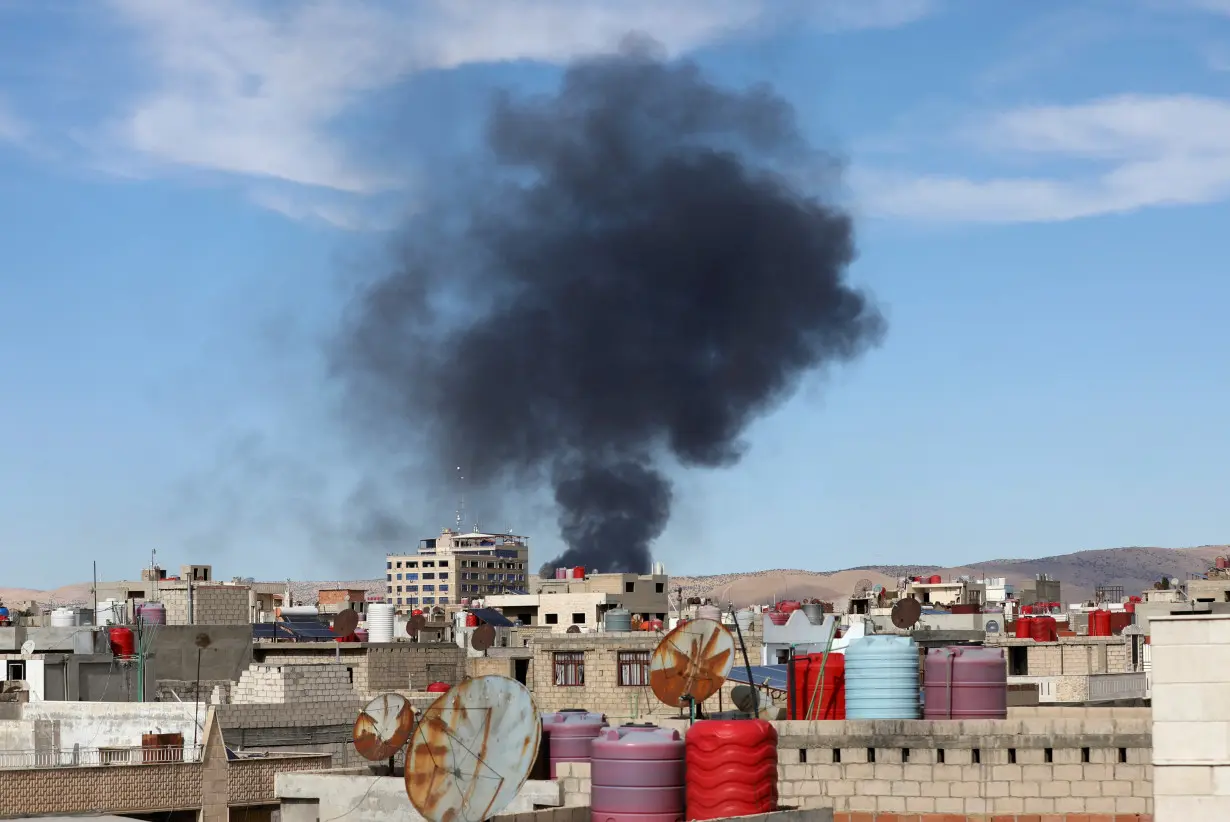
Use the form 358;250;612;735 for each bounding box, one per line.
625;582;635;593
545;613;559;625
6;661;25;681
655;583;665;593
422;573;435;580
1008;646;1028;676
554;652;585;686
439;585;449;592
572;612;586;624
439;560;449;567
386;561;391;568
439;573;449;580
397;573;402;580
618;651;650;686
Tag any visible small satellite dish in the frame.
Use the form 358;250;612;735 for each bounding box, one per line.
566;625;581;634
871;584;884;595
19;640;35;657
471;624;495;652
405;675;540;822
649;617;735;708
333;609;360;637
407;614;427;639
891;597;921;630
353;693;415;761
194;632;213;650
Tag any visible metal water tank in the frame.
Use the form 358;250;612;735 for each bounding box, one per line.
696;604;721;622
367;603;396;643
685;719;777;821
789;652;845;720
604;609;633;632
542;711;608;777
591;724;685;822
923;647;1007;719
844;635;920;719
801;602;825;625
136;602;166;625
51;608;75;628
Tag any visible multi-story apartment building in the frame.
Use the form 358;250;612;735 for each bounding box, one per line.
385;528;530;613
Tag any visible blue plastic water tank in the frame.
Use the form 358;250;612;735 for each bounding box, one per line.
844;635;920;719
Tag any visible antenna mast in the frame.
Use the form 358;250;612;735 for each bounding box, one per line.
455;466;465;533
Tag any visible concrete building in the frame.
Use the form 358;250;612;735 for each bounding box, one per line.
316;588;371;617
385;529;530;613
976;575;1015;605
94;564;282;625
903;577;982;607
484;572;669;630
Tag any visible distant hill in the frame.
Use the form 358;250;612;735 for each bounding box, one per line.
3;545;1225;611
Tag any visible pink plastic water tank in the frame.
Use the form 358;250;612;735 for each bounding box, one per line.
591;724;685;822
923;646;1007;719
543;711;608;778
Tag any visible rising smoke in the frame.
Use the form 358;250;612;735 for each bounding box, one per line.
334;37;885;575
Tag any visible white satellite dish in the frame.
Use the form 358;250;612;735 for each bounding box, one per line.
19;639;35;657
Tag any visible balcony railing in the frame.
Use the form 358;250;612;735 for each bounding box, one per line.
0;745;203;770
1088;671;1151;702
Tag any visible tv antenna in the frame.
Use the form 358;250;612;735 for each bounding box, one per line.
455;466;465;533
353;693;415;773
649;617;737;722
404;675;541;822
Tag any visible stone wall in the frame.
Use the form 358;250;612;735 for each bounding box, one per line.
254;643;465;698
157;678;233;704
232;664;358;704
159;584;251;625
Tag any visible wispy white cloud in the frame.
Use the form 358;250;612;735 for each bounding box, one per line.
247;187;402;232
0;94;29;146
92;0;934;223
855;94;1230;223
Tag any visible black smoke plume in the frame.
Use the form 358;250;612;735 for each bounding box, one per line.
335;38;885;576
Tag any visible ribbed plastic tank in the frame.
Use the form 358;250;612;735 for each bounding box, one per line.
543;711;608;778
464;612;479;627
696;604;721;622
923;647;1007;720
789;652;845;719
1089;609;1111;637
801;602;825;625
109;626;135;658
590;724;685;822
767;612;790;626
556;568;568;580
425;681;451;693
366;603;396;643
928;575;942;584
734;610;755;634
1014;616;1033;638
1031;616;1056;642
844;635;920;719
605;609;633;632
136;602;166;625
685;719;777;821
50;608;75;628
777;600;801;614
573;566;586;578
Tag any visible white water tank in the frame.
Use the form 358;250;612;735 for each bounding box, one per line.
367;603;396;644
51;608;75;628
279;605;319;617
95;599;122;626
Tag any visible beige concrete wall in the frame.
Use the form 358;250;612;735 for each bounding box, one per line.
159;584;251;625
1151;613;1230;822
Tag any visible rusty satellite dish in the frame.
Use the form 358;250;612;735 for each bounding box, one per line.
404;675;541;822
891;597;921;630
407;614;427;639
565;625;580;634
471;623;495;652
649;617;735;708
353;693;415;761
333;609;359;637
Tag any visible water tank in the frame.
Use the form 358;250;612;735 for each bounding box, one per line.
777;600;801;614
366;603;396;643
923;647;1007;720
426;681;451;693
1125;601;1136;614
789;652;845;720
573;566;586;578
734;610;755;634
542;711;608;778
95;599;122;626
928;575;943;584
465;612;479;628
279;605;319;617
136;602;166;625
1089;609;1111;637
766;612;790;626
844;635;919;719
50;608;75;628
644;619;664;632
109;626;136;658
1031;615;1056;642
354;629;369;642
696;604;721;622
801;602;825;625
685;719;777;821
556;568;568;580
605;609;633;632
590;724;685;822
1014;616;1033;639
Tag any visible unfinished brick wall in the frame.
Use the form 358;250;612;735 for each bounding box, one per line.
232;664;358;704
159;584;251;625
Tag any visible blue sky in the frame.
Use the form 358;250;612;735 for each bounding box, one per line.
2;0;1229;588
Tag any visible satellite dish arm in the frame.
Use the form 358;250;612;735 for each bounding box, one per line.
728;602;758;716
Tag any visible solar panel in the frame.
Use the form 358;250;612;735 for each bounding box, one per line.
469;607;514;628
252;623;296;640
725;664;789;692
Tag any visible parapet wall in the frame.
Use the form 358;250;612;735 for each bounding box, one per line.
557;717;1152;819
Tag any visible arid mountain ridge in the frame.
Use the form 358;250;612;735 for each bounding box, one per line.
2;544;1225;610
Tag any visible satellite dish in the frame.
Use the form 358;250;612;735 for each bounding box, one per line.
891;597;922;630
333;610;360;637
353;693;415;761
852;578;873;597
871;584;884;595
405;675;541;822
407;614;427;639
471;624;495;652
194;632;213;650
19;640;35;657
566;625;580;634
649;617;735;708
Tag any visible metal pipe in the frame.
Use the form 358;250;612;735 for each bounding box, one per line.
728;601;758;716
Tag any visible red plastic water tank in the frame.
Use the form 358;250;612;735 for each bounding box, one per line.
1014;616;1033;639
1089;610;1110;637
109;627;135;658
1030;616;1056;642
412;609;423;616
573;566;586;578
767;612;790;626
1124;601;1136;614
465;612;479;627
928;575;943;584
685;719;777;821
354;629;369;642
425;681;450;693
1219;556;1228;570
777;601;802;614
591;724;685;822
543;711;608;778
790;652;845;719
923;647;1007;719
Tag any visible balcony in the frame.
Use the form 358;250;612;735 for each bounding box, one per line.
1007;671;1151;704
0;745;203;769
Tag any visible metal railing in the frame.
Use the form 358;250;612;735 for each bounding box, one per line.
1088;671;1151;702
0;745;203;770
